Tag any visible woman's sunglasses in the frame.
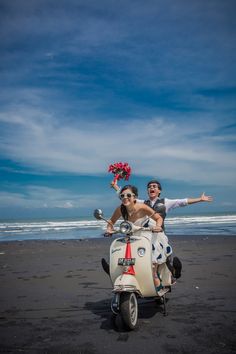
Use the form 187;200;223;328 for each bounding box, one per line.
119;193;135;200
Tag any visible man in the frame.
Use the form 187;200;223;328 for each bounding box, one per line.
113;179;213;228
101;179;213;277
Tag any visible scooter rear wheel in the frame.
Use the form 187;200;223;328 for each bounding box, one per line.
120;292;138;330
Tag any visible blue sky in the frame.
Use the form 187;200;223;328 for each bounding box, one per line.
0;0;236;219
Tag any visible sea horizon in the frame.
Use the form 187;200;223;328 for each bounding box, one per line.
0;211;236;242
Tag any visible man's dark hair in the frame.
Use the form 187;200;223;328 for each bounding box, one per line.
147;180;162;191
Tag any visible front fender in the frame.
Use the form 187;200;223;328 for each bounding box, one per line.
113;274;141;294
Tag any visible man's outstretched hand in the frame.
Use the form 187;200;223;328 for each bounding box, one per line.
201;192;213;202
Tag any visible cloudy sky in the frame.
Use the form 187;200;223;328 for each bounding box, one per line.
0;0;235;219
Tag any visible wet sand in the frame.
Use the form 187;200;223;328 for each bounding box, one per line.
0;236;236;353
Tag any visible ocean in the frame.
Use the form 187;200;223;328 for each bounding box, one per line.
0;213;236;242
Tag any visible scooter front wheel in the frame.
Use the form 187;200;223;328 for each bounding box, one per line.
120;292;138;330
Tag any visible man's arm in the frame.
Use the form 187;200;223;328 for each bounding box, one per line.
165;193;213;213
110;181;121;193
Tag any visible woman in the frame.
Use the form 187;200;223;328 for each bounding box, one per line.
106;184;164;294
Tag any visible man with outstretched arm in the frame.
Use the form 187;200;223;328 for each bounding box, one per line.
101;179;213;278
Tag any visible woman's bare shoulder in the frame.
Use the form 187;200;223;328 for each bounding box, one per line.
137;203;151;211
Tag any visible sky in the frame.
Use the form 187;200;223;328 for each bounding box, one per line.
0;0;236;219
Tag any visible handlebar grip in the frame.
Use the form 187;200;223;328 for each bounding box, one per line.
103;232;112;237
151;228;163;233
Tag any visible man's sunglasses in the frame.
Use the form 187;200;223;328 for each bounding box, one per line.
119;193;135;200
147;184;160;189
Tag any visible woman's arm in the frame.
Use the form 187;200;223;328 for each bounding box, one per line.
106;206;122;233
143;204;163;231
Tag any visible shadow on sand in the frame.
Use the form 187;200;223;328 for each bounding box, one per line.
85;296;168;332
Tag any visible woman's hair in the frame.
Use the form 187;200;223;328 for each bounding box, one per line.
120;185;138;196
120;185;138;220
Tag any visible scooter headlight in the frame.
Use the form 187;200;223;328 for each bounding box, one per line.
120;221;132;234
137;247;146;257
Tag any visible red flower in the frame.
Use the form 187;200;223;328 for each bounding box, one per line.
108;162;132;183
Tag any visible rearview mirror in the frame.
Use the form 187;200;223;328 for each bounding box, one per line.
93;209;104;220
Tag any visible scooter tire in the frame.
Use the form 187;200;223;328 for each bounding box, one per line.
120;292;138;330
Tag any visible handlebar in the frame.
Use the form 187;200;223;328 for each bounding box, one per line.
94;209;162;237
104;222;162;237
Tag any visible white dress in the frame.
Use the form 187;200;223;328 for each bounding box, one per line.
130;216;172;265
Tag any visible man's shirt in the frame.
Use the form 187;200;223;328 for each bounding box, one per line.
138;197;188;213
115;188;188;213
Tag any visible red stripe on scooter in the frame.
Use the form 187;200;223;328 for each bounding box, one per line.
123;239;135;275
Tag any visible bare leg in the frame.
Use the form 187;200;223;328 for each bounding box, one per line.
153;263;161;288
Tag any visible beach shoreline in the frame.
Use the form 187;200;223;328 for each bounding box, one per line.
0;236;236;353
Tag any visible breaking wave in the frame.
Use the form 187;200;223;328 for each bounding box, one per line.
0;214;235;241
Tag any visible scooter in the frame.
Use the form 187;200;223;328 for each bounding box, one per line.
94;209;173;330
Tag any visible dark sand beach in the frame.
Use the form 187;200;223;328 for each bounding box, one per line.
0;236;236;354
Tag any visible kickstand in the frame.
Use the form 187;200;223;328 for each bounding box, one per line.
162;294;167;316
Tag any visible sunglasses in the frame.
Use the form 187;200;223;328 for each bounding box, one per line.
119;193;135;200
147;184;159;189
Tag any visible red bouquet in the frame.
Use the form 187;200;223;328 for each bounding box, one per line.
108;162;131;183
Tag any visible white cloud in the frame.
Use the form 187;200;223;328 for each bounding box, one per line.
0;0;235;191
0;185;109;210
0;105;235;185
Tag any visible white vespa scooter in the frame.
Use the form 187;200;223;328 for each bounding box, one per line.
94;209;173;330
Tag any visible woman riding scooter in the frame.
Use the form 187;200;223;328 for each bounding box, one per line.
105;184;165;294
